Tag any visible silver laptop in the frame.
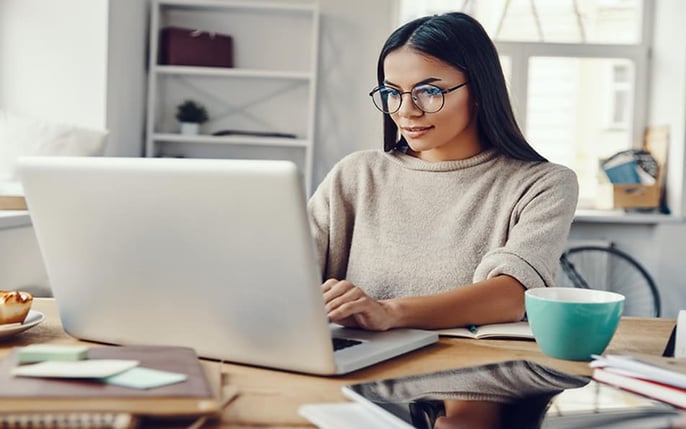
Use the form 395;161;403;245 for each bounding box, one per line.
19;156;437;375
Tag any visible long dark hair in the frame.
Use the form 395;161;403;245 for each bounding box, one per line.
377;12;546;162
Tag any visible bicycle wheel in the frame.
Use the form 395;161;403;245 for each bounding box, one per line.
557;246;661;317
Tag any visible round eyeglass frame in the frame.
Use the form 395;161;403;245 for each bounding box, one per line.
369;81;469;114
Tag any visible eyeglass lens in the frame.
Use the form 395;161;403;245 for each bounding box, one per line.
371;84;446;114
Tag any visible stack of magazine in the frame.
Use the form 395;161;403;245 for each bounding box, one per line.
601;150;658;185
591;354;686;409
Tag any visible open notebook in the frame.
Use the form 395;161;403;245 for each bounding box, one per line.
437;321;534;340
19;156;437;375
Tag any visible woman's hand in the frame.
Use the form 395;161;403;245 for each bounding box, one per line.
321;279;396;331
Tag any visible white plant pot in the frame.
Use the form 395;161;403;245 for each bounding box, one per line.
180;122;200;135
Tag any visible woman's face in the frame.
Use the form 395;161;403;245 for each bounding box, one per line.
383;46;481;162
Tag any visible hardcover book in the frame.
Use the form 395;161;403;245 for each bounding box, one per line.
592;353;686;409
593;367;686;409
0;345;220;417
591;354;686;389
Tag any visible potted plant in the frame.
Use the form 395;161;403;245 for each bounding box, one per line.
176;100;209;135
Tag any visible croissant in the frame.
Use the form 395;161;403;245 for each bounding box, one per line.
0;290;33;325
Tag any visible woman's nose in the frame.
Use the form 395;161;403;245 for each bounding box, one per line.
396;93;423;117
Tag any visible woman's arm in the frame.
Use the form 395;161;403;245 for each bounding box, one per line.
386;275;526;329
323;274;525;331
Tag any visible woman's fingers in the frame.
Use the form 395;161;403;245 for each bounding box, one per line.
321;279;370;318
327;293;366;319
320;279;393;330
322;279;355;305
320;278;339;293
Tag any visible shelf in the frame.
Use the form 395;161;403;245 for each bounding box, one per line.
153;133;310;148
154;65;312;80
158;0;317;13
0;211;31;230
573;209;682;224
146;0;319;192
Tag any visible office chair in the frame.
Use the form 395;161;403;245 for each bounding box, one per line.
558;245;661;317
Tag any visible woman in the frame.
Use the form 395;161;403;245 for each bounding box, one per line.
308;12;578;331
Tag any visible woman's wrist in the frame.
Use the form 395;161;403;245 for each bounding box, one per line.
380;298;405;329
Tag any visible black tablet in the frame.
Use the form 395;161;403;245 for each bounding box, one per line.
341;360;682;429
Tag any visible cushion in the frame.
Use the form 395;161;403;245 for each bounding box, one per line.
0;110;108;185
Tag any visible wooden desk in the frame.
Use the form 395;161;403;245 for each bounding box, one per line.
0;298;676;428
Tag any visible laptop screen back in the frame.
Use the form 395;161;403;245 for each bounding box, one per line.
19;156;338;374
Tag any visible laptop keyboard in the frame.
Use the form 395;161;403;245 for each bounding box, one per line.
332;337;362;351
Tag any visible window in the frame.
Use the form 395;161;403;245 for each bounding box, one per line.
398;0;651;209
608;62;632;129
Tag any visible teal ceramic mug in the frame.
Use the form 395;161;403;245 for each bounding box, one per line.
525;287;625;361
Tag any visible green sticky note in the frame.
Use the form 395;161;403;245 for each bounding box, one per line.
101;367;188;389
17;344;89;363
12;359;139;378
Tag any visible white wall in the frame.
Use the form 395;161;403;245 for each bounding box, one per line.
647;0;686;217
105;0;149;156
0;0;109;129
0;0;147;156
312;0;395;185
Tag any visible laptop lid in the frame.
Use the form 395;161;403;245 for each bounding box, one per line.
19;156;436;375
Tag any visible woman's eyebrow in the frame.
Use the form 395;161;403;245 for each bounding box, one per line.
383;77;442;88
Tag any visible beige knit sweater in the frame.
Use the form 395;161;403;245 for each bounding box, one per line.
307;149;579;299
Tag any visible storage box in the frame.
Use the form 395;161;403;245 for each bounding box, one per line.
0;196;27;210
608;126;669;209
159;26;233;68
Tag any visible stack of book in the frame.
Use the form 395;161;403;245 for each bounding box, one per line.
0;345;222;426
601;150;658;185
591;354;686;409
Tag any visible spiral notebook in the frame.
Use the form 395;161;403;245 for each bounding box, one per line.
0;412;137;429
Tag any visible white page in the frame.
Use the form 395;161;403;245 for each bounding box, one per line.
11;360;139;378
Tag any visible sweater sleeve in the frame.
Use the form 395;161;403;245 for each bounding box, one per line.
307;172;332;279
473;165;579;289
307;160;357;281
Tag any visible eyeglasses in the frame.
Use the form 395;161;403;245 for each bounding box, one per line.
369;81;469;114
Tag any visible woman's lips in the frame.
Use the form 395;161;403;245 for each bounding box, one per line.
402;126;433;139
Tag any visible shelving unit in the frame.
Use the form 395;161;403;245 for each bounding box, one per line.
145;0;319;191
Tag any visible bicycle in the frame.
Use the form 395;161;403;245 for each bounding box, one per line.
558;245;661;317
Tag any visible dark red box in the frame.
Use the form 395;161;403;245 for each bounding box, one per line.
159;26;233;68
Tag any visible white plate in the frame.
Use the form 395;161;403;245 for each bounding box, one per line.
0;310;45;339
